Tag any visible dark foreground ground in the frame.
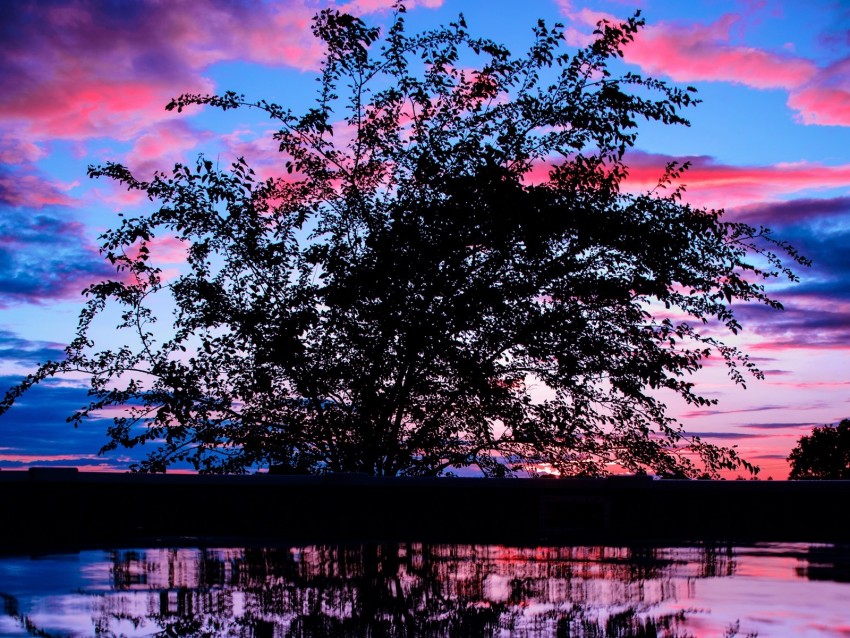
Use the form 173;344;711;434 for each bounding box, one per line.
1;469;848;552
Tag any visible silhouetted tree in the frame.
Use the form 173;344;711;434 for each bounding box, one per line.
0;5;806;476
788;419;850;479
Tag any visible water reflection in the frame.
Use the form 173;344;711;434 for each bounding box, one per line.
797;544;850;583
107;545;702;637
1;543;849;637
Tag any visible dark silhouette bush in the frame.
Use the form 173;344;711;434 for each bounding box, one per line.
788;419;850;479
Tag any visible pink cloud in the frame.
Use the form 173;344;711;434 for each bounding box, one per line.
125;120;212;178
559;6;850;127
219;128;289;181
0;171;76;209
2;58;211;147
621;151;850;208
126;235;188;265
1;0;446;149
768;380;850;390
524;152;850;209
90;185;150;209
786;56;850;126
0;1;325;147
680;404;803;419
787;84;850;126
2;78;208;142
750;341;850;352
170;2;324;71
0;133;45;165
624;15;815;90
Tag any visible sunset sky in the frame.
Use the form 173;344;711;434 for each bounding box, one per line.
1;0;848;478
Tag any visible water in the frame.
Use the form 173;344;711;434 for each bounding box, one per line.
1;542;849;637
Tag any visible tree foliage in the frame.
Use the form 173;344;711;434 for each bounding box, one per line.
1;6;807;476
788;419;850;480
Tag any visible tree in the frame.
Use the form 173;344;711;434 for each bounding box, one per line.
0;6;806;476
788;419;850;480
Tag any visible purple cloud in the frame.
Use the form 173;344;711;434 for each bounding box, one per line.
733;304;850;350
744;422;820;430
730;196;850;226
681;405;789;418
0;163;75;210
692;195;850;352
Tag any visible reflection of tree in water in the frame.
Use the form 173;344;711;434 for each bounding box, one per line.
86;544;735;637
796;544;850;583
7;544;737;637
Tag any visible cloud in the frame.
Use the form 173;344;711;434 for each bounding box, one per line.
217;127;286;181
0;163;76;210
788;84;850;127
126;235;188;265
0;1;312;146
559;6;850;127
712;199;850;354
733;302;850;350
0;374;215;472
0;331;65;368
0;376;106;457
731;196;850;226
622;151;850;208
687;431;766;440
747;453;790;460
0;372;167;471
623;14;815;90
124;120;212;178
786;58;850;126
736;214;850;328
0;0;292;149
525;152;850;208
762;369;792;377
781;237;850;301
338;0;444;13
744;422;819;430
0;0;444;149
530;154;850;354
0;203;115;306
680;405;788;418
0;132;46;165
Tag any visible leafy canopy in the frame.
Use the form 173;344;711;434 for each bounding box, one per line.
1;6;806;476
788;419;850;480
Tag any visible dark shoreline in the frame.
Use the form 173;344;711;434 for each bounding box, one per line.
2;469;848;552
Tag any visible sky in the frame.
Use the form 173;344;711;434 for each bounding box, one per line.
0;0;848;478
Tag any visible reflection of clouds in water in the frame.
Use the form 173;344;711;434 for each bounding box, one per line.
483;573;511;602
2;543;848;637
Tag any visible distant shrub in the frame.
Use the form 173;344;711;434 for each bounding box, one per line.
788;419;850;479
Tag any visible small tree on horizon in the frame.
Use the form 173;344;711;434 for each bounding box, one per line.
788;419;850;480
0;6;807;476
